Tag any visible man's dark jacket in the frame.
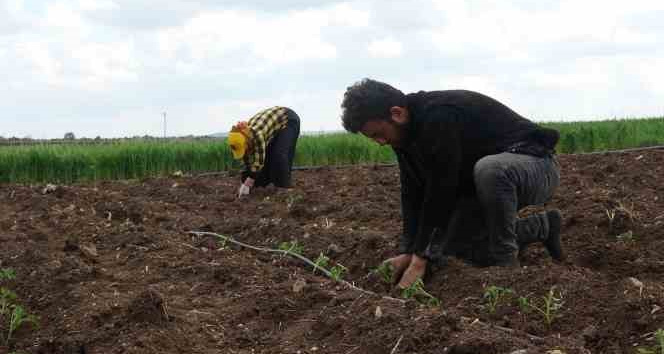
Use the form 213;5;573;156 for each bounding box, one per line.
394;90;559;256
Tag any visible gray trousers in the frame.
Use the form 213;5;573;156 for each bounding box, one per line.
427;152;560;266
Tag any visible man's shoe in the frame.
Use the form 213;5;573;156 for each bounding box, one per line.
544;209;564;261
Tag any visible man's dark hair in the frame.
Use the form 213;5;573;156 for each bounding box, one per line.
340;78;407;133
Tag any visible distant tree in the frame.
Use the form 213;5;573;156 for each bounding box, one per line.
64;132;76;140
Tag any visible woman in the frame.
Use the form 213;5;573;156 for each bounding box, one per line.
227;106;300;198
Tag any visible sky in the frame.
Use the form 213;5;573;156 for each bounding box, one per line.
1;0;664;139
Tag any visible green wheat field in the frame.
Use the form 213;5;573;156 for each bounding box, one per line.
1;117;664;184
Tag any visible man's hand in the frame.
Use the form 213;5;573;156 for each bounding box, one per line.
397;254;428;289
383;254;412;285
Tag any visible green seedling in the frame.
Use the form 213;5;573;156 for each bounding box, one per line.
4;304;38;346
517;295;530;313
217;237;228;249
278;240;304;256
286;194;304;210
518;286;564;327
313;252;330;274
616;230;635;242
0;269;16;281
1;269;39;346
483;285;514;314
1;269;18;317
401;278;441;307
0;288;17;316
637;328;664;354
372;261;394;284
329;264;347;282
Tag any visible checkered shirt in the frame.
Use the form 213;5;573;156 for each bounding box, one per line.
243;106;290;173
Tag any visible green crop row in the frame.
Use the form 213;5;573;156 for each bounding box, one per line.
1;117;663;184
549;117;664;153
0;134;393;184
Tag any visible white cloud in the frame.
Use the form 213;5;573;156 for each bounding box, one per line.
328;2;370;27
9;37;139;90
368;37;403;58
630;57;664;97
14;42;63;84
428;0;664;58
611;27;658;45
1;0;664;138
204;88;346;134
250;9;338;62
77;0;117;12
158;3;370;65
0;0;31;34
441;75;503;97
70;41;140;88
45;2;87;31
524;58;614;90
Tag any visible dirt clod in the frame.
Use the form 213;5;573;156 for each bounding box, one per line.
127;289;169;324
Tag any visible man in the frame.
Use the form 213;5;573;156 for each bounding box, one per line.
227;106;300;198
340;78;563;289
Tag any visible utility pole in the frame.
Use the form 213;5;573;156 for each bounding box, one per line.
162;111;167;138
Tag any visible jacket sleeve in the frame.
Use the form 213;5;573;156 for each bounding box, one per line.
396;151;423;254
242;156;258;180
411;105;463;257
250;131;267;175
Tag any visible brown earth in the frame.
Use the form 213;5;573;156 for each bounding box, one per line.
1;148;664;354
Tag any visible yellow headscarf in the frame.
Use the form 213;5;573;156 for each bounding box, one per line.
227;122;250;160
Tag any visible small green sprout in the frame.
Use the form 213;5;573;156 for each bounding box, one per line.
0;288;17;316
637;328;664;354
1;269;39;346
616;230;634;242
278;240;304;256
5;304;38;346
483;285;514;314
0;268;16;281
518;286;565;327
329;264;347;282
217;237;228;249
372;262;394;284
1;269;19;317
518;295;530;313
401;278;441;307
313;252;330;274
286;194;304;210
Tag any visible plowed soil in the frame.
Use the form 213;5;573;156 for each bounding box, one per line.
1;148;664;354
